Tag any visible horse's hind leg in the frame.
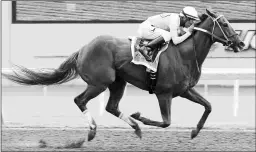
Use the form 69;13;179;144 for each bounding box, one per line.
105;76;142;138
74;85;107;141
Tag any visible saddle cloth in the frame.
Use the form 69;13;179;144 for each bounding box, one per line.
129;36;168;72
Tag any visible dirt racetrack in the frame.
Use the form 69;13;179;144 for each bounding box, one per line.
2;83;255;151
2;127;255;151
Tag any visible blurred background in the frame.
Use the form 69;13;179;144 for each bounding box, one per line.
1;1;255;129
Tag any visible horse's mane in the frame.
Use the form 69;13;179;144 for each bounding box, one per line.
190;12;210;37
195;13;208;27
195;8;220;27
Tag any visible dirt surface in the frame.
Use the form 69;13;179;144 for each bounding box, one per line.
2;127;255;151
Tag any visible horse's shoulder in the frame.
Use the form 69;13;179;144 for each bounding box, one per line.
158;44;188;77
162;43;182;61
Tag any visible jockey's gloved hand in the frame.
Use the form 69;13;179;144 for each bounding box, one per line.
178;28;186;36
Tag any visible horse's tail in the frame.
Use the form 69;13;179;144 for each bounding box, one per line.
2;51;79;86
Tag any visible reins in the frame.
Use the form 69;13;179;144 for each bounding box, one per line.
192;35;200;74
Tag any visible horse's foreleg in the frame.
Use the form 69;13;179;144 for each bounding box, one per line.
105;77;142;138
180;88;212;139
74;85;107;141
131;92;173;128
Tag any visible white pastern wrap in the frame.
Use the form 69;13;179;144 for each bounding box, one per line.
83;110;96;129
118;113;134;126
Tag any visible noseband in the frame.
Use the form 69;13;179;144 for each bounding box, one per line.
194;14;238;47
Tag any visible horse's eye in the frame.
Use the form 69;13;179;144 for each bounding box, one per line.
223;23;228;27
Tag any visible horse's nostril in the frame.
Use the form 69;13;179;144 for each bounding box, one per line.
239;41;245;48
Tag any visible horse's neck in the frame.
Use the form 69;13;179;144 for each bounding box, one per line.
194;27;213;66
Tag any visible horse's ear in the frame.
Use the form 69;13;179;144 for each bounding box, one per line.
206;8;216;18
198;13;208;21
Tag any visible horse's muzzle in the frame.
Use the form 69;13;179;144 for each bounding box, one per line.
239;41;245;48
225;40;233;47
232;41;245;53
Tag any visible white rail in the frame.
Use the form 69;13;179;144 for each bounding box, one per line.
1;68;255;87
2;68;255;117
2;68;255;80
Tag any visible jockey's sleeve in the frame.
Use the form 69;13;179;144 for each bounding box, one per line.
171;31;191;45
169;14;192;45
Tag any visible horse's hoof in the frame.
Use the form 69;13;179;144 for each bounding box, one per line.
88;128;96;141
135;129;142;139
131;112;141;120
191;129;198;139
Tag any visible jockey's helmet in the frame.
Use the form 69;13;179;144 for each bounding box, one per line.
180;6;200;21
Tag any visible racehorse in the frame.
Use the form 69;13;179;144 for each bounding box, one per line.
2;8;244;141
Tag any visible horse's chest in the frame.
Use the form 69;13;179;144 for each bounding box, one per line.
173;80;191;94
157;78;190;96
173;73;201;96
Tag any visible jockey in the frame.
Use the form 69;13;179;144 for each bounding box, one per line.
137;6;201;61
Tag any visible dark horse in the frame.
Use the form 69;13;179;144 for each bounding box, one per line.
2;9;244;141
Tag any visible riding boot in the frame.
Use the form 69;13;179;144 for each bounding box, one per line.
146;36;165;52
137;36;165;62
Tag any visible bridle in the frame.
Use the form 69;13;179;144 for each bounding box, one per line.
194;14;238;47
190;13;238;76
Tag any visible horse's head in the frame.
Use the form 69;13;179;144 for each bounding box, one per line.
197;8;245;52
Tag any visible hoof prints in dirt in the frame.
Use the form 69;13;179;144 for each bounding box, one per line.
38;139;47;148
2;128;255;151
38;138;86;149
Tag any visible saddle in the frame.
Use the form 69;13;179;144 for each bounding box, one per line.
129;36;168;94
135;38;165;62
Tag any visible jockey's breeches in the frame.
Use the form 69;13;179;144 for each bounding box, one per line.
137;20;171;42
